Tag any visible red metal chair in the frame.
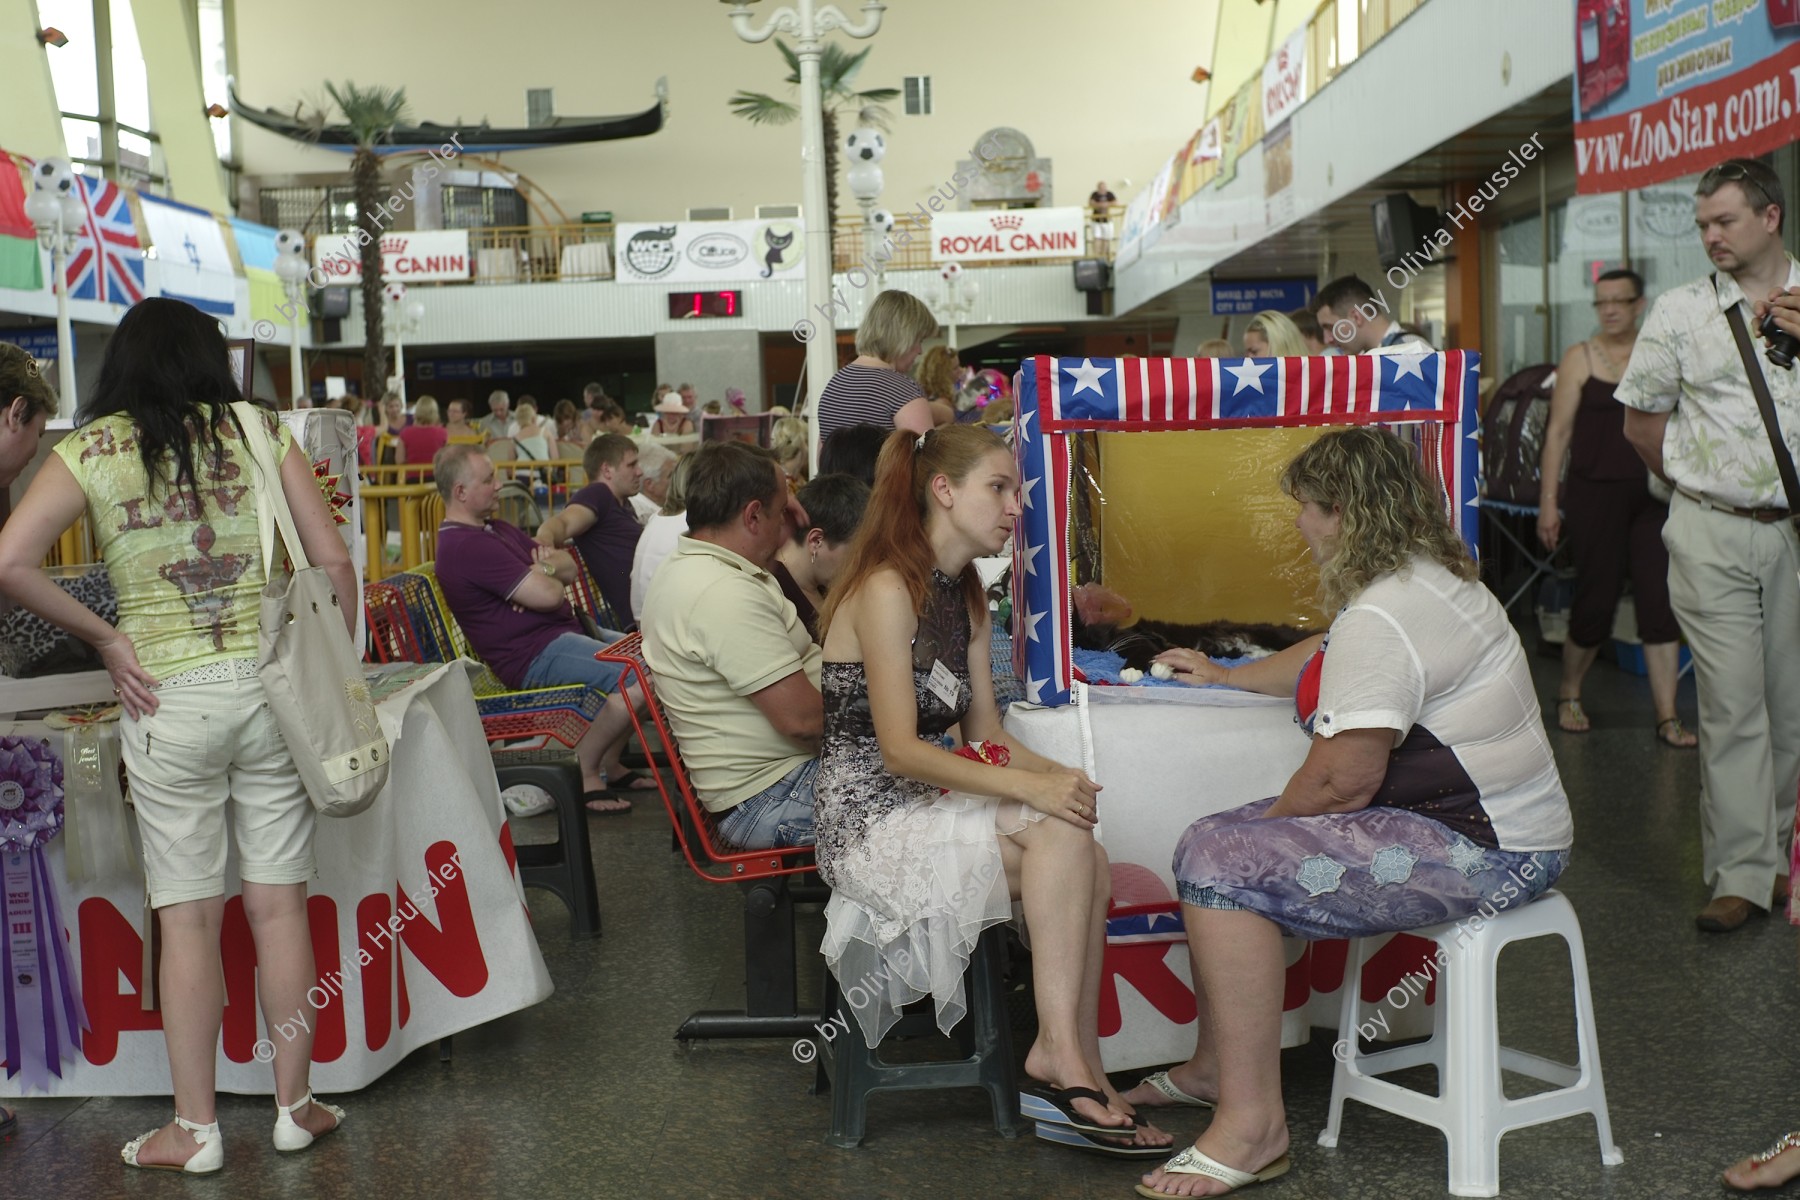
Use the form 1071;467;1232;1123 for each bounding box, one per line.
597;632;823;1039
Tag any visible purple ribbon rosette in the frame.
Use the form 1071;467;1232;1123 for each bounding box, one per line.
0;735;88;1092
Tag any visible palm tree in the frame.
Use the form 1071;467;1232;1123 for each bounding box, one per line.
322;81;409;399
728;42;898;245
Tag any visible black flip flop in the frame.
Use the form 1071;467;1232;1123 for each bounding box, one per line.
1020;1086;1137;1137
606;769;656;791
1034;1121;1170;1158
582;789;632;815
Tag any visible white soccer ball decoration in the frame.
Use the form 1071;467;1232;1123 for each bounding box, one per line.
940;262;964;282
274;228;307;259
383;281;407;305
869;209;896;235
32;157;76;197
844;129;886;163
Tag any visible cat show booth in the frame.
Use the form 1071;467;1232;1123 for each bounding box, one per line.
998;350;1481;1072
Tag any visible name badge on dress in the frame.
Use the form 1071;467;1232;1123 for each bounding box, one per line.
927;659;961;709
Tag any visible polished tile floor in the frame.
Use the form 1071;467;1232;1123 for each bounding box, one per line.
5;646;1795;1200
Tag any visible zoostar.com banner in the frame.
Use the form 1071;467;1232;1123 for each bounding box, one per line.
1572;0;1800;194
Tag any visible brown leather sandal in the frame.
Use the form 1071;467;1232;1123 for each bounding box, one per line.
1655;717;1697;748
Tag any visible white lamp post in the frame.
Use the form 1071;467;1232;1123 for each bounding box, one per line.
23;158;83;419
273;229;311;407
383;284;425;402
725;0;887;473
844;127;888;290
929;262;980;352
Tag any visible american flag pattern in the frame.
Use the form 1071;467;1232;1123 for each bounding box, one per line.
1012;350;1482;708
65;173;145;304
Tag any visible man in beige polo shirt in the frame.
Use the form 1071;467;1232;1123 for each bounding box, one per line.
1619;158;1800;933
641;441;823;850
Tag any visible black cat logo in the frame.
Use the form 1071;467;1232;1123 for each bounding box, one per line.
760;227;796;278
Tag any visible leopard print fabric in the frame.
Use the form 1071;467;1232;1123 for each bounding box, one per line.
0;566;118;677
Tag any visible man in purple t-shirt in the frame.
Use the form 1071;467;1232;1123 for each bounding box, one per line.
432;444;650;814
535;433;642;628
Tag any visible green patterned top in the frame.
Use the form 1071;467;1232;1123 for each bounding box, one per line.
54;410;294;679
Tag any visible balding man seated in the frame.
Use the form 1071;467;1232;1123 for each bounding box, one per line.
641;442;822;849
431;444;651;814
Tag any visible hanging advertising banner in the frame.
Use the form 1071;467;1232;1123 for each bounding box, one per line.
1572;1;1800;194
613;219;804;284
930;207;1086;262
1261;27;1308;130
312;230;471;283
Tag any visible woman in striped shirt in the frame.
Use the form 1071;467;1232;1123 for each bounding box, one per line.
816;289;939;445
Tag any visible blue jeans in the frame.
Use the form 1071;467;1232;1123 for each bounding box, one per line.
521;631;626;694
715;757;819;850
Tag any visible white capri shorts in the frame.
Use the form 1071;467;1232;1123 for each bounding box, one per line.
120;670;316;908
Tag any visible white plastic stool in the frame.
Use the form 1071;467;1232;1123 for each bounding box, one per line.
1316;889;1623;1197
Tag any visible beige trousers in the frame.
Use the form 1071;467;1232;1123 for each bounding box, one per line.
1662;491;1800;905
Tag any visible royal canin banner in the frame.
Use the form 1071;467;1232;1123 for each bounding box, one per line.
312;229;471;283
1573;0;1800;194
931;207;1085;263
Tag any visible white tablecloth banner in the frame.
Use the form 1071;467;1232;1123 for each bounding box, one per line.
0;663;553;1097
1006;685;1431;1073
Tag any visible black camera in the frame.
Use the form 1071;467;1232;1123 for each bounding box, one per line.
1761;311;1799;370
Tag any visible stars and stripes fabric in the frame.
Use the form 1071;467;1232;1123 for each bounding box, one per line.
1012;351;1482;708
65;173;145;305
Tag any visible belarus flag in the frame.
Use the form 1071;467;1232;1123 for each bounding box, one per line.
0;150;44;293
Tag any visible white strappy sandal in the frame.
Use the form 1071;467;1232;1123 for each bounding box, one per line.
1136;1146;1292;1197
1135;1070;1217;1108
272;1090;346;1152
121;1113;223;1174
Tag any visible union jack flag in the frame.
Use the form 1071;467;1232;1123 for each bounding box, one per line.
1012;351;1481;707
65;174;145;304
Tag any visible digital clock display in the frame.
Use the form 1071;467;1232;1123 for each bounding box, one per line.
668;290;743;319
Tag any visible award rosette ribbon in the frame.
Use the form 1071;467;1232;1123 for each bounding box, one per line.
0;735;89;1092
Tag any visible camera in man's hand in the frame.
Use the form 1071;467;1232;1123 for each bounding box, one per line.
1761;311;1799;370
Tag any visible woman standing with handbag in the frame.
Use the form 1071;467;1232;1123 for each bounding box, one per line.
0;298;354;1172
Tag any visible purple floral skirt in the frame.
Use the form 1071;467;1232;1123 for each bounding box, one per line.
1173;798;1570;940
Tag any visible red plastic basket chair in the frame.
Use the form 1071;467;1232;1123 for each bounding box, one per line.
597;631;813;883
596;631;822;1040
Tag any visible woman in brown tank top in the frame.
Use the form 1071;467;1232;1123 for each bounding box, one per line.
1537;269;1695;747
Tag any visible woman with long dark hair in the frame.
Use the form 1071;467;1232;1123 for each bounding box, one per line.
813;425;1171;1156
0;298;355;1172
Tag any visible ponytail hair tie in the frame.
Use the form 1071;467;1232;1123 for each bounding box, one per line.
915;430;929;451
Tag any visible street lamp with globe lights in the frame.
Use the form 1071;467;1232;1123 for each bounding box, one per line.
929;261;979;352
23;157;84;418
383;283;426;402
723;0;887;472
273;229;311;406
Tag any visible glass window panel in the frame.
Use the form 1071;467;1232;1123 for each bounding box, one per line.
1547;200;1617;360
197;0;231;160
61;116;102;163
1630;175;1712;300
1337;1;1359;69
1495;211;1546;380
111;0;151;133
36;0;98;116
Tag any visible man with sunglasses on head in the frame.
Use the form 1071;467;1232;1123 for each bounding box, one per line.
1617;158;1800;935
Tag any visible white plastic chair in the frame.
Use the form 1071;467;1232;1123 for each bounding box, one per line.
1317;888;1623;1197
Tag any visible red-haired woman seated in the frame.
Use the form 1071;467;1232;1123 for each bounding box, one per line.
813;424;1172;1156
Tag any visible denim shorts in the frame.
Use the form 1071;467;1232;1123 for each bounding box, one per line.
121;672;315;908
716;757;819;851
521;631;626;695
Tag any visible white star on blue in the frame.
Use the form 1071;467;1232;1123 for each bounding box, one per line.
1296;854;1347;897
1225;359;1272;395
1369;845;1419;886
1386;348;1430;382
1023;607;1047;644
1063;358;1111;396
